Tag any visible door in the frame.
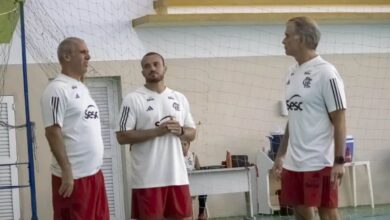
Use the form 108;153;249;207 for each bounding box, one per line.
84;77;125;220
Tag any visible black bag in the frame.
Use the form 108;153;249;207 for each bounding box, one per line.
231;155;250;167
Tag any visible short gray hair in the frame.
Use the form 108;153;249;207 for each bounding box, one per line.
288;17;321;50
57;37;83;64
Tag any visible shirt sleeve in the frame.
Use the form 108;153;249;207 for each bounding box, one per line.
40;83;67;128
117;94;137;132
321;66;347;113
181;95;196;129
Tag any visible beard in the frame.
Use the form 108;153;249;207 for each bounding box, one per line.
146;78;162;83
145;73;164;83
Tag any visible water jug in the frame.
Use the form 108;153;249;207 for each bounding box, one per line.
267;132;284;161
345;135;354;162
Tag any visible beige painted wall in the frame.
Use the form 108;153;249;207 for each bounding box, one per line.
5;53;390;219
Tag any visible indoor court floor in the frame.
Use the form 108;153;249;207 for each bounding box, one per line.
212;204;390;220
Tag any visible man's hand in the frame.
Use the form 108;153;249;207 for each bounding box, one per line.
160;117;182;136
272;157;284;181
59;169;74;198
331;164;345;187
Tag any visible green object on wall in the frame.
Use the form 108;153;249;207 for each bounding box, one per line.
0;0;19;43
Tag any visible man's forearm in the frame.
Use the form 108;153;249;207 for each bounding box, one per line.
116;125;196;145
180;127;196;142
330;110;346;158
276;123;289;159
45;126;72;172
116;127;168;145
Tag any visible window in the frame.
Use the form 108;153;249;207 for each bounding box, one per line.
0;96;20;220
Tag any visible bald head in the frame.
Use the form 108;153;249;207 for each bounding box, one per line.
57;37;84;64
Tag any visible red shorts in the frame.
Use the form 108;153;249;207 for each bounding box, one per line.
52;170;109;220
132;185;192;219
281;167;338;208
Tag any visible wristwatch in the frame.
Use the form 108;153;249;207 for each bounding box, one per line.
334;156;345;164
179;127;185;136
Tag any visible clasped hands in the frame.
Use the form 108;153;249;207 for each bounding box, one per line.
156;115;182;136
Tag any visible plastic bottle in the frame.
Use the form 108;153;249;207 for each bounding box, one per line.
226;151;232;168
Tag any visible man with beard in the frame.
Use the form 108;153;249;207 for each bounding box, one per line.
116;52;196;220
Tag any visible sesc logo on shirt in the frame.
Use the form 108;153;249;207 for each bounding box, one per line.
286;94;303;111
84;104;99;119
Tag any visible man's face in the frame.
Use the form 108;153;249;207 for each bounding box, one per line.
67;40;90;75
141;54;166;83
282;22;302;57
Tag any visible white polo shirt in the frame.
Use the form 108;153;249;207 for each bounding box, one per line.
118;86;196;189
284;56;347;171
41;73;104;179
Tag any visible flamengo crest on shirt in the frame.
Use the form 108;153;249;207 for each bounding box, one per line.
172;102;180;111
303;77;312;88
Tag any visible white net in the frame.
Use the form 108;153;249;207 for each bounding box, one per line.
0;0;19;96
6;0;390;218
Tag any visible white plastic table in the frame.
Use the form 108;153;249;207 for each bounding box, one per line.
344;161;375;208
188;167;256;219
